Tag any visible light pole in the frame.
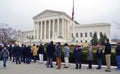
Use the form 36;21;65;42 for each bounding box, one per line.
28;36;33;45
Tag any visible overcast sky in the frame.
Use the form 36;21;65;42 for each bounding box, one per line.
0;0;120;39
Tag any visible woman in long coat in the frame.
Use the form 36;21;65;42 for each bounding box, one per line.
87;44;93;69
32;44;38;63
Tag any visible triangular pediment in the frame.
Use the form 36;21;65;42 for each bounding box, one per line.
33;10;64;19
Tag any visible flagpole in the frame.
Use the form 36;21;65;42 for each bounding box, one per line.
72;0;75;43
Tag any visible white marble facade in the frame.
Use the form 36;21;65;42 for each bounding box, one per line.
18;10;111;44
32;10;77;43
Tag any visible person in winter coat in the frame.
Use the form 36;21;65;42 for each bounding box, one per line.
1;47;9;69
104;38;111;72
46;41;55;68
55;42;62;69
14;44;22;64
31;44;38;63
38;42;44;64
7;45;12;61
21;44;26;63
63;43;70;68
0;45;3;60
87;44;93;69
115;41;120;71
96;43;102;69
25;45;31;64
73;45;82;69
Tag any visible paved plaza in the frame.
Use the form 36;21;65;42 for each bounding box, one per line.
0;61;119;74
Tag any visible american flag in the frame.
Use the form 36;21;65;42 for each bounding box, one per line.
72;0;74;21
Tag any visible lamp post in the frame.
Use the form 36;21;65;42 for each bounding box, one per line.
28;36;33;45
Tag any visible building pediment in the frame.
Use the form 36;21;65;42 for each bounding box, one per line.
33;10;65;20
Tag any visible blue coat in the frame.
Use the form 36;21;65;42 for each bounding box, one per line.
73;47;82;59
96;48;102;59
14;46;22;57
55;45;62;58
115;45;120;56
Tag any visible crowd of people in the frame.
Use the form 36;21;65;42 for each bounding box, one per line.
0;38;120;72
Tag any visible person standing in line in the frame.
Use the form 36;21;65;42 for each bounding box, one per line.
38;42;44;64
12;44;15;62
87;44;93;69
46;41;55;68
31;44;38;63
7;45;12;61
55;42;62;69
115;41;120;71
63;43;70;68
25;45;31;64
1;47;9;69
96;43;102;69
14;44;22;64
73;45;82;69
0;44;4;61
104;38;111;72
20;44;26;63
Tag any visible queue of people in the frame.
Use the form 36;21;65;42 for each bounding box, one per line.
0;38;120;72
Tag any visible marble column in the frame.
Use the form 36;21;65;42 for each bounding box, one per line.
38;21;40;39
37;22;39;40
42;21;44;39
64;19;66;39
34;22;36;40
57;19;59;37
52;19;55;38
48;20;51;39
40;21;42;39
44;20;46;39
62;19;64;39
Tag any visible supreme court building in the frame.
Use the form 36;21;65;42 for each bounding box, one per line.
17;10;111;44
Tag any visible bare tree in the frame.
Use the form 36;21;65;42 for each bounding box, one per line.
0;23;17;43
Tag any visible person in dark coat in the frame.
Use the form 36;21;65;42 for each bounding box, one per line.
14;44;22;64
96;43;102;69
115;41;120;71
7;45;12;61
46;41;55;68
73;45;82;69
38;42;44;64
0;44;3;60
20;44;26;63
104;38;111;72
12;45;15;62
25;45;31;64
